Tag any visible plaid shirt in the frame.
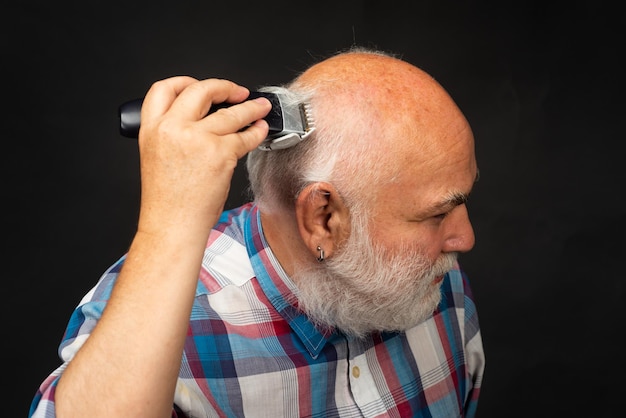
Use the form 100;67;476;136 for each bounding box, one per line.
30;203;484;418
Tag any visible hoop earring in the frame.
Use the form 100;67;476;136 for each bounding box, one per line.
316;246;325;262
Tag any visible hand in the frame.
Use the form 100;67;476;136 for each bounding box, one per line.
136;76;272;239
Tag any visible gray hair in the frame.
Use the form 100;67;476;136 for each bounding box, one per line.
245;48;400;215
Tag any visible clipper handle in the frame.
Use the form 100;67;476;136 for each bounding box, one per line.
118;92;283;138
118;99;143;138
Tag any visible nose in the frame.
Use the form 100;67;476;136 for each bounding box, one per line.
442;204;475;253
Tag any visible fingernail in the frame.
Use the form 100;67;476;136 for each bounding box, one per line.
253;97;271;106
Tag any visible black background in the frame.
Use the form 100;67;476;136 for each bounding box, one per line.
5;1;624;416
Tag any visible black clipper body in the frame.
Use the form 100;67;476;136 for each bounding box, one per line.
118;91;315;151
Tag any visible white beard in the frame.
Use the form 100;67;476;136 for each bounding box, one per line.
291;213;457;338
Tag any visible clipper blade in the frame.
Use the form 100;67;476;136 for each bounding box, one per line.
258;96;316;151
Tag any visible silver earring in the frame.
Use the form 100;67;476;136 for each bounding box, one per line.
316;245;325;262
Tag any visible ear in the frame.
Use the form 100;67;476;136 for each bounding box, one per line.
295;182;350;260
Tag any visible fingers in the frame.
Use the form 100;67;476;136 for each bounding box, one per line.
165;78;250;122
204;95;272;133
141;76;199;121
139;77;272;150
142;77;249;126
227;116;270;157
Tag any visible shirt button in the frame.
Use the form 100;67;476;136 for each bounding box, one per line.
352;366;360;378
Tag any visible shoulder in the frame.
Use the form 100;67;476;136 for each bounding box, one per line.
198;204;257;295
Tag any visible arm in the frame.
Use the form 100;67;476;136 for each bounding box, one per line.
54;77;271;418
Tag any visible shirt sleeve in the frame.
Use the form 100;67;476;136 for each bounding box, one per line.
28;257;129;417
28;285;109;417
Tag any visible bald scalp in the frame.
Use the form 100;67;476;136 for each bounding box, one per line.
295;52;442;119
246;48;472;215
293;51;463;152
291;51;466;187
295;51;436;93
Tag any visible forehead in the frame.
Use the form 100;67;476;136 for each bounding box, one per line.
376;123;477;214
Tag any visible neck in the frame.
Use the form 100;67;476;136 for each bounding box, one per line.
259;209;309;278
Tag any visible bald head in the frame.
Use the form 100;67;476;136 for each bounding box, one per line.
247;48;475;215
298;50;471;195
295;50;439;100
292;50;463;147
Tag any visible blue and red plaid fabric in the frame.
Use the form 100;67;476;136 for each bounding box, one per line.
30;203;484;417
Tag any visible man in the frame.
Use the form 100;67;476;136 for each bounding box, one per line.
29;47;484;417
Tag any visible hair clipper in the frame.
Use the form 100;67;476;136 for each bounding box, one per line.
118;91;315;151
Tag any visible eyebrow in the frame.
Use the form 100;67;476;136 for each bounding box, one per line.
423;170;479;216
429;191;470;214
427;170;479;214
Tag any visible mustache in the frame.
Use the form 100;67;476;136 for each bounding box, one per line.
430;252;458;277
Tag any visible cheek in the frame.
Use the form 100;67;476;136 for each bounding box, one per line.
369;221;445;262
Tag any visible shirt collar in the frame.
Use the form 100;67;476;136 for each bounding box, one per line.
244;204;333;359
